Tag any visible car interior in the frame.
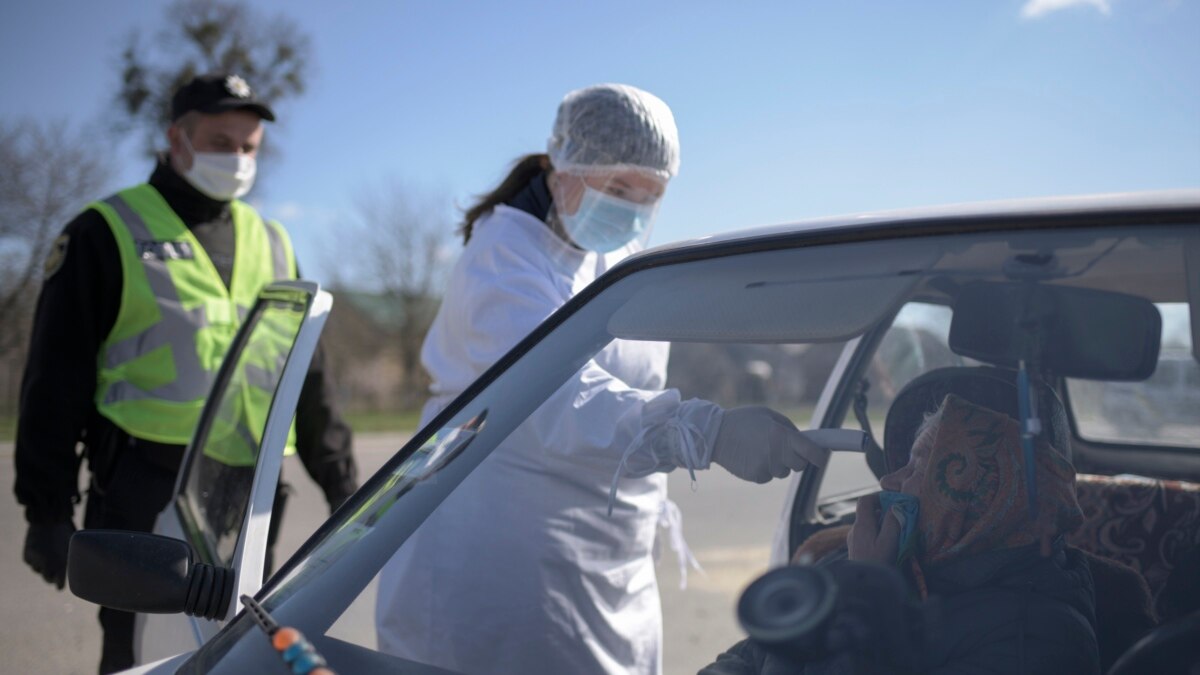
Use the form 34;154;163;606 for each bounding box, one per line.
787;236;1200;673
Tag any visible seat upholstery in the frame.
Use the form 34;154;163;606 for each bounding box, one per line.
1067;474;1200;599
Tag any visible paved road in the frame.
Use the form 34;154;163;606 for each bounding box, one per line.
0;434;867;675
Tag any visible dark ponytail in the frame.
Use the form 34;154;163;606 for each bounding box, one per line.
459;153;550;244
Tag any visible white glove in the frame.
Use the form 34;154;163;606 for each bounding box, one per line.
710;406;825;483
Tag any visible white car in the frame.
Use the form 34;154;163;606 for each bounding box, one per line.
69;191;1200;673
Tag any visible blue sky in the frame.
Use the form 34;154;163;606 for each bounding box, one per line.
2;0;1197;283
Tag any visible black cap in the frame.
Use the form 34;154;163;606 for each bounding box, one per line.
170;73;276;122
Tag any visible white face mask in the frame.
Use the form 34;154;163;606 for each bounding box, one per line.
559;185;658;253
178;132;257;201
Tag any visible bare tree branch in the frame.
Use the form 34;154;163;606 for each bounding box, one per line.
0;118;110;359
111;0;312;158
324;181;456;407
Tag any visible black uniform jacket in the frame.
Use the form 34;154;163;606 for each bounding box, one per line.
13;158;358;525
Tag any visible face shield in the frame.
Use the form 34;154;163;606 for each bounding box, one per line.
551;164;669;253
545;84;679;253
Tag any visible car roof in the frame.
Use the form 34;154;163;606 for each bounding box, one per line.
640;189;1200;257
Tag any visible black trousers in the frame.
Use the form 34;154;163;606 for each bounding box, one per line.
83;444;288;674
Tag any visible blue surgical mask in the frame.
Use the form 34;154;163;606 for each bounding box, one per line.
559;185;657;253
879;491;921;564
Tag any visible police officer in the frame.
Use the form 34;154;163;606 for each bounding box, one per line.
12;73;358;674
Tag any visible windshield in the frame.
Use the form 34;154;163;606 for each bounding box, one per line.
186;219;1199;674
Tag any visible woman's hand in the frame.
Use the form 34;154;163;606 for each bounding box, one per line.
847;493;903;565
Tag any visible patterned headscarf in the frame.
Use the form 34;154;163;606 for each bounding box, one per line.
915;394;1083;566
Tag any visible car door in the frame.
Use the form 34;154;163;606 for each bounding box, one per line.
136;281;332;665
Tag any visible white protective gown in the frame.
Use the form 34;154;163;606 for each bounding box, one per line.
375;205;716;675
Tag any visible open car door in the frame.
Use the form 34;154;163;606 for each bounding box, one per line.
135;281;332;665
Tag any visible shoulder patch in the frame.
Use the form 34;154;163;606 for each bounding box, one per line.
43;234;70;279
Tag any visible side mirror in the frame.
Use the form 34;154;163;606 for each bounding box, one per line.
68;530;233;620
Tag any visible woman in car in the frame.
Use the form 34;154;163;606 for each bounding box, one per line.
375;84;824;675
703;393;1101;674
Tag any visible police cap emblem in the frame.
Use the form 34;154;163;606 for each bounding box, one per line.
225;75;252;99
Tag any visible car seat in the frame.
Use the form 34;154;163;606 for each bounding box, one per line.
881;365;1162;670
1070;474;1200;600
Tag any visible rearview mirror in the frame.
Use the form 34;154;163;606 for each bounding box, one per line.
68;530;233;620
949;281;1161;381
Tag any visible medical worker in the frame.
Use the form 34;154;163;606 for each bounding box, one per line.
376;84;824;675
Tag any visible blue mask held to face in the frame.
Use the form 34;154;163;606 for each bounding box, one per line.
879;490;920;564
560;185;657;253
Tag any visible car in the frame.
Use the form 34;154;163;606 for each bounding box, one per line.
68;190;1200;674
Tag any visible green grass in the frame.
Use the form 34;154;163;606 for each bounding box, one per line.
0;415;14;443
344;409;423;434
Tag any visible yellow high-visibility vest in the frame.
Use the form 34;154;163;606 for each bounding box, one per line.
90;183;298;465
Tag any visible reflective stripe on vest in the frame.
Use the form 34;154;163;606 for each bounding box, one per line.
99;194;211;406
92;184;298;456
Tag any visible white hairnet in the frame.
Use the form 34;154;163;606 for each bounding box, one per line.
547;84;680;179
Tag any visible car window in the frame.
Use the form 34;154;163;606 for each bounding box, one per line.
1067;303;1200;448
175;297;308;567
187;237;935;673
820;303;980;503
661;341;847;671
321;340;851;670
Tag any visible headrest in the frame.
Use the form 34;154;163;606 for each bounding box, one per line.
882;366;1071;473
